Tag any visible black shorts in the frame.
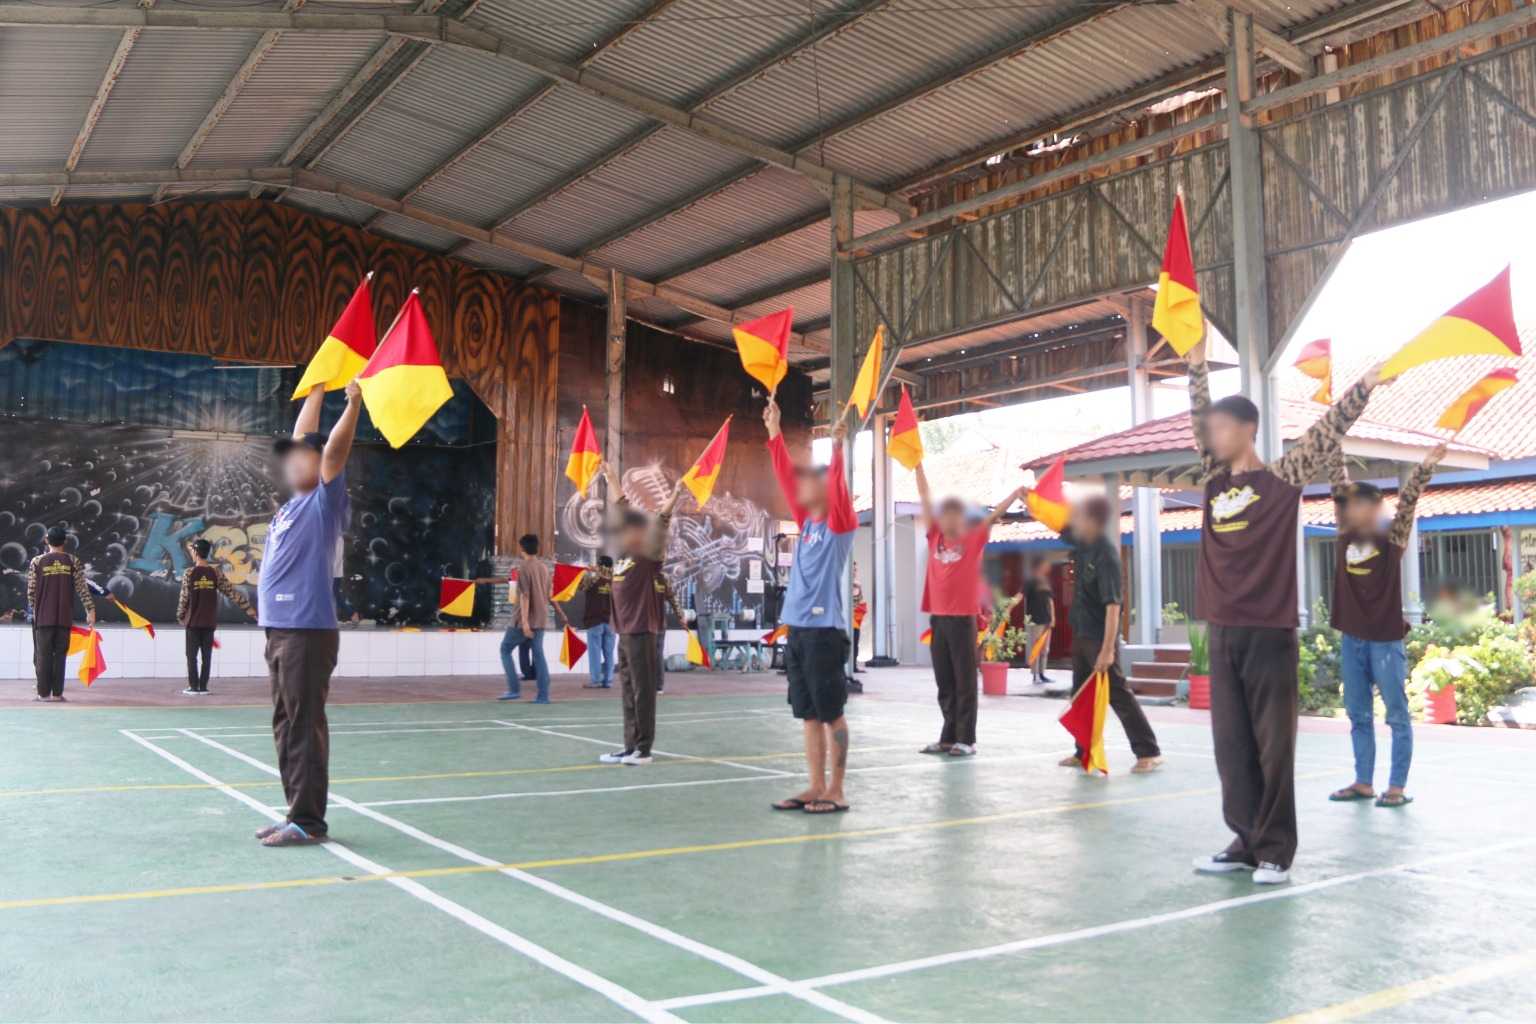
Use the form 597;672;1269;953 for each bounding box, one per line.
785;626;848;723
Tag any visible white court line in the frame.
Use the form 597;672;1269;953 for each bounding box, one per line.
178;729;888;1024
120;729;677;1024
490;719;794;778
155;710;777;734
153;714;781;741
655;835;1536;1011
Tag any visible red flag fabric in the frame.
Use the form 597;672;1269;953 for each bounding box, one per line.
293;274;377;398
356;291;454;448
1026;456;1069;533
732;308;792;394
1380;265;1522;380
566;406;602;497
68;626;106;686
1059;670;1110;773
439;578;475;617
681;416;731;507
1151;191;1204;356
888;384;924;470
551;563;588;603
1293;339;1332;404
560;625;588;669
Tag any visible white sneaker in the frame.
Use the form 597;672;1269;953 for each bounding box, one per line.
181;688;199;696
1252;862;1290;885
621;752;653;766
948;743;976;757
598;750;630;765
1192;851;1255;874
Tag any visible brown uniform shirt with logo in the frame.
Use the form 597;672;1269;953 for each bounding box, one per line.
26;551;93;627
607;496;673;636
1190;359;1372;629
1328;448;1435;642
178;563;254;629
579;567;614;629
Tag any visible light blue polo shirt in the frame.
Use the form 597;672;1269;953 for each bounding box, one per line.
258;472;348;630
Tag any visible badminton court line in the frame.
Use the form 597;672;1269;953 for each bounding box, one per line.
490;718;795;777
1271;946;1536;1023
177;728;890;1024
654;833;1536;1011
144;714;774;740
119;729;678;1024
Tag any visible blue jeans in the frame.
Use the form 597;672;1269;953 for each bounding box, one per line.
1340;634;1412;789
587;623;617;686
501;626;549;701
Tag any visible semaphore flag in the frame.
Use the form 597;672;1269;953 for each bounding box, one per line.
919;627;933;645
356;290;454;449
68;626;106;686
888;384;924;470
681;416;731;508
686;632;711;668
293;273;377;399
1027;627;1051;667
761;624;788;645
560;625;588;670
1151;190;1205;357
87;581;154;637
1380;265;1522;380
1294;339;1332;404
566;406;602;497
1025;456;1070;533
1059;670;1110;773
732;308;792;394
1436;368;1519;432
847;324;885;419
551;563;588;603
438;578;475;617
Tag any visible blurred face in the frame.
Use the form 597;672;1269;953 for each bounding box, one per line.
936;501;966;538
794;467;828;515
282;449;321;493
1343;495;1382;534
1206;410;1257;464
619;521;648;556
1034;560;1052;581
1068;501;1101;541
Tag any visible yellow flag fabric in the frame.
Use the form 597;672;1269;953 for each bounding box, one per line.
566;406;602;497
1379;266;1522;381
438;578;475;617
846;325;885;418
686;632;711;668
1059;670;1110;773
356;292;454;449
888;384;924;470
1150;192;1205;356
293;275;377;398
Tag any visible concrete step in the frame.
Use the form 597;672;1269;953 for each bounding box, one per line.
1129;677;1179;698
1152;646;1192;663
1131;661;1185;680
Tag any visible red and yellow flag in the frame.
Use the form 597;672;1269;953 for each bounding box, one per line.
551;563;588;603
1059;670;1110;773
560;625;588;670
1026;627;1051;667
110;595;155;638
847;324;885;419
293;273;377;399
681;416;731;507
566;406;602;497
761;624;788;645
1294;338;1332;404
1380;265;1522;380
919;627;933;645
68;626;106;686
686;632;711;668
356;290;454;449
852;602;868;630
438;578;475;617
1025;456;1070;533
1151;190;1205;356
1436;368;1519;432
732;308;792;394
888;383;924;470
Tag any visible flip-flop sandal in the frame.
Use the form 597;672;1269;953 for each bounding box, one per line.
1375;793;1414;808
803;800;850;814
260;823;325;846
771;798;809;811
919;743;951;755
255;821;286;840
1329;787;1374;802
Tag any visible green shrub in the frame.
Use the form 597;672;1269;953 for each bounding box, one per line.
1407;634;1534;725
1298;600;1342;714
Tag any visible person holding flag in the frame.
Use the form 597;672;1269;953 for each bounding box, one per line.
597;460;684;766
1327;443;1445;811
575;555;616;689
765;397;858;814
499;534;553;704
255;377;362;847
26;525;95;702
1186;340;1385;884
177;537;255;695
914;465;1026;757
1024;555;1056;686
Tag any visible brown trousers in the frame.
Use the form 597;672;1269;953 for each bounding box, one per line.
617;632;659;756
33;625;71;698
1208;624;1299;869
1070;633;1160;759
929;614;979;746
265;628;339;835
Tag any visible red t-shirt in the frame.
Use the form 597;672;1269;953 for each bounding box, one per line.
921;523;991;615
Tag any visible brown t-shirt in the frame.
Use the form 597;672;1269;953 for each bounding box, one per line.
516;557;551;629
611;555;664;635
29;552;82;627
580;570;613;630
1196;467;1301;629
1331;530;1408;641
183;565;224;629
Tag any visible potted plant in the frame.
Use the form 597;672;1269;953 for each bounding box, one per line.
1186;622;1211;709
1409;645;1465;725
979;592;1026;696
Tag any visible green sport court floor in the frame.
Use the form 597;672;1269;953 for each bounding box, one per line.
4;680;1535;1023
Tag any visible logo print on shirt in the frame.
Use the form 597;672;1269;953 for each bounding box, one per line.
933;539;963;565
1345;541;1380;576
1209;486;1260;533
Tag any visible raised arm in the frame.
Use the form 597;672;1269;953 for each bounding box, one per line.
1273;365;1381;487
600;460;628;533
979;484;1027;534
826;408;857;535
216;569;256;620
763;397;806;528
646;480;684;561
293;382;325;438
914;463;935;531
321;380;363;485
1387;443;1446;550
1329;443;1351;525
1186;343;1219;482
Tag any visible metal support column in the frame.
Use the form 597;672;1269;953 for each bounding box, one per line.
869;411;898;666
605;269;626;473
1125;295;1161;646
1399;464;1425;624
830;174;859;675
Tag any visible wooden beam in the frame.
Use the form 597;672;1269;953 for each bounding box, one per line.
606;268;626;471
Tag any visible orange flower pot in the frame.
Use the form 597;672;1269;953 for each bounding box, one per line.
980;661;1010;696
1426;683;1458;725
1187;673;1211;710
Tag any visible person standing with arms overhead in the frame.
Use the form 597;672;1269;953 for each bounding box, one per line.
500;534;553;704
1025;555;1056;685
766;398;859;813
26;526;94;702
915;467;1026;757
598;460;683;765
255;379;362;847
1328;443;1444;809
177;538;256;695
1187;341;1383;883
577;555;616;689
1051;495;1163;773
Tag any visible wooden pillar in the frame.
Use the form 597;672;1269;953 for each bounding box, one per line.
606;269;626;472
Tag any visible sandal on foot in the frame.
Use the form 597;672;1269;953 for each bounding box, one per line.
260;823;325;846
255;821;286;840
919;743;951;755
771;797;810;811
1329;786;1375;802
1375;793;1413;808
803;800;850;814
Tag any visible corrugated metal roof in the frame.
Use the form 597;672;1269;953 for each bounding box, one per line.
0;29;125;169
468;0;668;65
281;188;376;226
454;241;544;278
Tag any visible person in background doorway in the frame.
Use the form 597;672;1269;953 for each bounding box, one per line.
500;534;552;704
578;556;616;689
26;525;95;702
914;465;1026;758
1025;555;1056;685
654;573;687;694
850;561;866;676
1327;443;1444;809
256;379;362;846
178;538;255;695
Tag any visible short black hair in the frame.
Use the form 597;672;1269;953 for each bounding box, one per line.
597;555;614;568
1082;495;1112;528
1209;394;1260;425
622;510;648;529
192;539;212;558
518;534;540;555
1345;482;1384;504
46;526;68;548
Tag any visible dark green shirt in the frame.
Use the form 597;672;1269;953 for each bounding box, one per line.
1066;529;1122;640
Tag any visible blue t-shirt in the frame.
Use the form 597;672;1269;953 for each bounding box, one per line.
258;472;348;630
781;518;855;629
